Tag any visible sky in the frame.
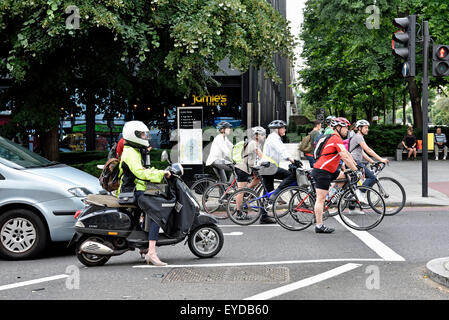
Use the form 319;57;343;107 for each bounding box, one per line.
286;0;307;74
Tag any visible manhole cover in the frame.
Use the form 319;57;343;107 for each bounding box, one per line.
162;266;289;283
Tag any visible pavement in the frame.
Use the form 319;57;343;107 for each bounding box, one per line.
283;143;449;288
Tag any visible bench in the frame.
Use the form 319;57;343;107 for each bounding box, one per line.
395;142;446;160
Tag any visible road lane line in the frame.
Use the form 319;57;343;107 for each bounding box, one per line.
244;263;362;300
133;258;383;269
333;216;405;261
0;274;69;292
223;232;244;236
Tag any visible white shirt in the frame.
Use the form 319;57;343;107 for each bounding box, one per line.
206;134;233;166
262;132;292;166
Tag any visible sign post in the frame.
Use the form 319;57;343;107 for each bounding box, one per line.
177;106;203;185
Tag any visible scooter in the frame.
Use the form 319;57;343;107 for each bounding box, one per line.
69;151;224;267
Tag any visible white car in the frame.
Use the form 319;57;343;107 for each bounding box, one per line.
0;136;104;260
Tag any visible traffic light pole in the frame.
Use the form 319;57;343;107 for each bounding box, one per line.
422;21;429;197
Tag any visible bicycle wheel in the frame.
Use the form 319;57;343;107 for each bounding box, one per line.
226;188;262;225
337;186;385;231
202;182;235;220
273;187;315;231
371;177;406;216
190;178;217;210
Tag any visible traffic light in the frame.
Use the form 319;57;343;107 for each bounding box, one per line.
432;44;449;77
392;15;416;77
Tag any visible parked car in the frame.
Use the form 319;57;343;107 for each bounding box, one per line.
0;136;104;260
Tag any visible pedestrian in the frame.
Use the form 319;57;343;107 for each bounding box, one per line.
434;127;448;160
401;127;417;160
303;120;322;168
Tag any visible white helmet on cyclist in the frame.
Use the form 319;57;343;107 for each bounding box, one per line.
122;120;151;147
355;119;370;128
251;126;266;137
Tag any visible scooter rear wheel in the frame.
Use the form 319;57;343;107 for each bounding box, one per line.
188;225;224;258
76;236;111;267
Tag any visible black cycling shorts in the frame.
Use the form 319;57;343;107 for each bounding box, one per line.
311;168;340;190
235;167;251;183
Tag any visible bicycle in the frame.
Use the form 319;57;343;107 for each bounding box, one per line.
368;162;406;216
226;161;302;226
189;174;217;210
272;168;386;231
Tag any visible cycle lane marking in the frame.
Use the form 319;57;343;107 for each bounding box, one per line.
0;274;69;292
244;263;362;300
333;215;405;262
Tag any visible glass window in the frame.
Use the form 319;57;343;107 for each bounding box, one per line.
0;136;53;168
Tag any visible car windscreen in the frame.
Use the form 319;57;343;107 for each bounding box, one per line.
0;136;54;168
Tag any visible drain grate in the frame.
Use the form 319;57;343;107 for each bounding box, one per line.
162;266;289;283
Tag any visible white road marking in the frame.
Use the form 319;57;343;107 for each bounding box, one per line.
244;263;362;300
133;258;383;269
0;274;69;292
333;215;405;261
223;232;244;236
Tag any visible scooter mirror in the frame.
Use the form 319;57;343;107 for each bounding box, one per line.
161;150;169;162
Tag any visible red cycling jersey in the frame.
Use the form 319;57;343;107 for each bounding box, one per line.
313;133;345;173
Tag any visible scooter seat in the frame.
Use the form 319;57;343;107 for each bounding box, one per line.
86;194;138;209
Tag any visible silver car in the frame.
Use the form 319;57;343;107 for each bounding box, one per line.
0;136;104;260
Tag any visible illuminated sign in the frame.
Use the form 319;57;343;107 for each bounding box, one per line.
192;94;227;107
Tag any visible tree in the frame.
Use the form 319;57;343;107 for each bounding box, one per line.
0;0;295;159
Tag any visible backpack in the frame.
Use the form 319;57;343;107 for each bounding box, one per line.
99;158;121;192
231;139;249;164
313;134;337;160
299;133;313;153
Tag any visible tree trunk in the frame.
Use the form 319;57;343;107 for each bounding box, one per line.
40;127;60;161
383;91;386;124
403;89;406;125
407;78;422;128
85;93;96;151
392;92;396;125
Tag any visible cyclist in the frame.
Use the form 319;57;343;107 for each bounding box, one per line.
349;120;389;190
312;117;360;234
234;126;266;220
206;121;234;183
261;120;298;206
323;115;336;135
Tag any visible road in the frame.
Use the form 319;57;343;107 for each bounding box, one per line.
1;207;449;306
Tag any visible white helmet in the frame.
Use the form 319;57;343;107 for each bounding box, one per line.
122;120;151;147
355;120;370;128
251;126;266;137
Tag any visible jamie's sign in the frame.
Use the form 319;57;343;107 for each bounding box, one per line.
191;94;227;106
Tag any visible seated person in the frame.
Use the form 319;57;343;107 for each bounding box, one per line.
401;127;417;160
434;127;448;160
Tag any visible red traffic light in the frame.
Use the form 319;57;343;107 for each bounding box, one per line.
438;47;448;59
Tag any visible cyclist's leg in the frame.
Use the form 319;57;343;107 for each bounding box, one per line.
269;167;296;199
357;161;376;189
311;168;336;232
212;162;229;183
235;168;249;211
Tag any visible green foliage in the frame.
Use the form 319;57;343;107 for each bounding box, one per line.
287;120;297;133
430;96;449;125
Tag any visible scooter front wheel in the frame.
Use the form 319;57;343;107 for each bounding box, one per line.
76;236;111;267
188;225;224;258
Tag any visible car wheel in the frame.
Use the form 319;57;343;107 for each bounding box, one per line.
0;209;48;260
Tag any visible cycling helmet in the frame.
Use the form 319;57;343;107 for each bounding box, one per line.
326;115;336;125
355;119;370;128
330;117;351;128
122;120;151;147
268;120;287;129
251;126;266;137
216;121;232;131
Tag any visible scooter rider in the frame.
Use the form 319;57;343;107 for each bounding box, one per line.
118;120;171;266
